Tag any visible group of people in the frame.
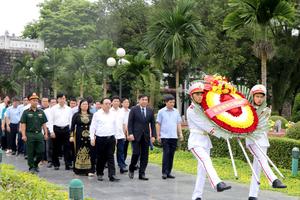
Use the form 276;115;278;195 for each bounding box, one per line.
0;81;287;200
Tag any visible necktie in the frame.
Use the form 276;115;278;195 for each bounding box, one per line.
142;107;146;118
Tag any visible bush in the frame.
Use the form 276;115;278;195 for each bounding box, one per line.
178;129;300;169
269;115;289;128
0;164;68;200
286;121;300;140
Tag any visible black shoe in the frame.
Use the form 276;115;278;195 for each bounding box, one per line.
54;166;59;170
272;179;287;188
97;175;104;181
120;168;128;174
195;198;201;200
139;175;149;181
129;171;134;179
65;166;70;170
248;197;257;200
29;168;36;174
162;174;167;179
167;174;175;179
34;168;40;173
47;162;53;168
24;155;28;160
11;151;16;155
109;175;120;182
216;182;231;192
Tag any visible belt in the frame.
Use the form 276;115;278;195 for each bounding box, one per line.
190;129;209;136
54;125;69;129
96;135;115;139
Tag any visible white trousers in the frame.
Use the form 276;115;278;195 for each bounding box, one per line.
191;147;222;200
247;145;278;198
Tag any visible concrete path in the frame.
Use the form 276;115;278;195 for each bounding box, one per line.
2;154;299;200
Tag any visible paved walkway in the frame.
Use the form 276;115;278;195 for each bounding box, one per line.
2;154;299;200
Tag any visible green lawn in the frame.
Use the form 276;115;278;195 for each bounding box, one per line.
148;147;300;197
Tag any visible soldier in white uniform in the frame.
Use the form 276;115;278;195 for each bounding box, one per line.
187;81;231;200
246;85;286;200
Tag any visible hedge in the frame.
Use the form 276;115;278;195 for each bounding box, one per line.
286;121;300;140
0;164;68;200
175;129;300;170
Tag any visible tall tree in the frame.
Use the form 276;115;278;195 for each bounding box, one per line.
223;0;295;87
145;0;206;113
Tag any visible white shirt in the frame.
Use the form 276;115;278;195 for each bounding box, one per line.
121;107;130;126
49;104;72;133
44;107;52;130
110;107;125;139
187;103;214;150
89;109;116;140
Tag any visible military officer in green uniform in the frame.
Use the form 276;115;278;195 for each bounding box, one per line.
20;93;48;173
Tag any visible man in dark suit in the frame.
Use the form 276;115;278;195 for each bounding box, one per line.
128;94;156;180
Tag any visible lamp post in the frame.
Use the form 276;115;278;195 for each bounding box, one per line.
106;48;130;98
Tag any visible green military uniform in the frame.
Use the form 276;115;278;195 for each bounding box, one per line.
20;107;47;170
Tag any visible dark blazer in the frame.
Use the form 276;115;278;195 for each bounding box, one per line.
128;105;156;142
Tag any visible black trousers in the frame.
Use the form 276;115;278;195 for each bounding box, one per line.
124;140;129;161
129;136;149;176
1;122;8;150
95;135;116;177
52;126;71;167
161;138;177;175
8;123;18;152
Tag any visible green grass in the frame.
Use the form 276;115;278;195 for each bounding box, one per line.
148;147;300;197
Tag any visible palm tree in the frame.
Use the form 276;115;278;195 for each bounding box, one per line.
11;54;34;97
145;0;206;113
223;0;295;87
113;52;161;105
84;40;115;97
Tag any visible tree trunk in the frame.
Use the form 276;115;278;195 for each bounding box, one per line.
39;81;43;98
175;66;181;115
22;82;26;98
103;78;107;97
80;73;84;98
261;50;267;87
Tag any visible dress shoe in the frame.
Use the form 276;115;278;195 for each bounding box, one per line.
47;162;53;168
162;174;167;179
109;175;120;182
24;155;28;160
97;175;103;181
54;166;59;170
129;171;134;179
120;168;128;174
216;182;231;192
272;179;287;188
139;175;149;181
167;174;175;179
195;198;201;200
29;168;37;174
248;197;257;200
11;151;16;155
65;166;71;170
34;167;40;173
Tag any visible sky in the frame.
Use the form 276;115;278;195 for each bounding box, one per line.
0;0;44;37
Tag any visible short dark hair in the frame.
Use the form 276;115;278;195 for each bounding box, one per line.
69;97;77;102
101;97;111;104
57;93;65;99
163;94;175;102
42;97;49;102
50;98;57;101
12;97;20;102
111;96;121;101
121;98;129;103
95;99;101;103
86;96;94;104
138;94;148;100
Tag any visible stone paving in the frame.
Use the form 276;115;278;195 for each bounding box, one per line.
2;154;299;200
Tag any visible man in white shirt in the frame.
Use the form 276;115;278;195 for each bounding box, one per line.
121;98;130;163
49;93;73;170
90;98;120;182
110;96;128;174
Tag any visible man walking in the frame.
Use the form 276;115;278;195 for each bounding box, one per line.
156;94;183;179
128;95;156;181
20;93;48;173
90;98;119;182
